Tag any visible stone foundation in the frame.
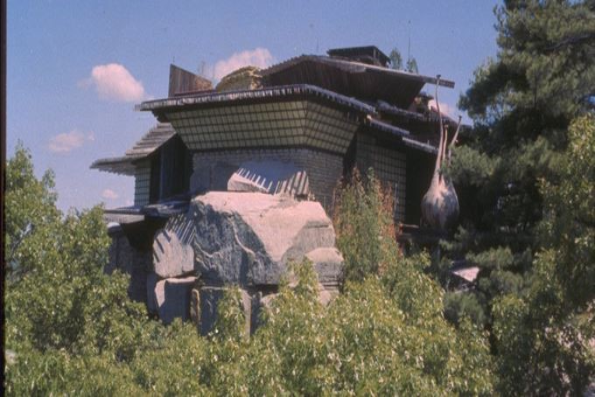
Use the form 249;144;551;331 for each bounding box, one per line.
106;226;152;303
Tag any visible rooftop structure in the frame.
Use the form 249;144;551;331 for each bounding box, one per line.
94;45;459;223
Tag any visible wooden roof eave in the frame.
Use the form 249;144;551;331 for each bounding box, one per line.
139;84;378;117
363;116;438;155
90;123;177;175
260;55;455;88
90;156;139;176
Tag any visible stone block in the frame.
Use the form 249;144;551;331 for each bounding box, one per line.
153;227;194;279
153;276;196;325
306;247;344;287
146;272;158;314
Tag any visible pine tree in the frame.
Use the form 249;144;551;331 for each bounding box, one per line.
440;0;595;393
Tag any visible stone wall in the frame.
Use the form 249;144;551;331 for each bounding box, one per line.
106;227;152;303
192;148;344;214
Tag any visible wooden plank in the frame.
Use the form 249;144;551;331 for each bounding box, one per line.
169;64;213;97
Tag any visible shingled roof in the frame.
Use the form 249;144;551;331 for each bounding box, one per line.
139;84;376;114
91;123;176;175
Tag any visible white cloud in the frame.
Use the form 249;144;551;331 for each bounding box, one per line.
101;189;119;200
80;63;146;102
125;199;134;206
429;99;457;118
210;48;274;81
48;130;93;153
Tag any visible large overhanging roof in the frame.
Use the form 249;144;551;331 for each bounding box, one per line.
260;55;454;109
139;84;438;155
141;85;367;155
90;123;176;175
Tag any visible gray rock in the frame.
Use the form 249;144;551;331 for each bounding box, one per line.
190;192;339;286
107;231;151;303
153;227;194;279
197;286;253;336
316;285;340;306
146;272;159;314
306;247;344;287
153;276;196;325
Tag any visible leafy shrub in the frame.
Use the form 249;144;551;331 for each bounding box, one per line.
333;168;398;282
5;147;495;395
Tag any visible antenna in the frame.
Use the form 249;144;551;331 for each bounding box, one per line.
407;20;411;62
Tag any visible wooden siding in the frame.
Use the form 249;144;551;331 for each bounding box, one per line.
356;133;407;222
193;148;344;214
166;100;358;155
169;64;212;97
134;161;151;207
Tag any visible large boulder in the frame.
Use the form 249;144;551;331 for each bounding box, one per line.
189;192;338;286
148;191;344;331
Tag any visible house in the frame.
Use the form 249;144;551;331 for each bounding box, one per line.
91;45;457;325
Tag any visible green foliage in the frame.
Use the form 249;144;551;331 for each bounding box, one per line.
333;169;397;282
444;292;486;327
493;115;595;395
389;48;403;70
211;287;249;342
131;321;209;396
389;46;419;73
406;57;419;73
448;145;499;187
4;145;495;395
538;115;595;306
225;258;495;395
454;0;595;234
4;146;157;395
5;142;61;280
439;3;595;392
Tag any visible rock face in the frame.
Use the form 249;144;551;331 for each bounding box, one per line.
190;192;337;286
215;66;262;92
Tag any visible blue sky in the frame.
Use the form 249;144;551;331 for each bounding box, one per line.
7;1;500;212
